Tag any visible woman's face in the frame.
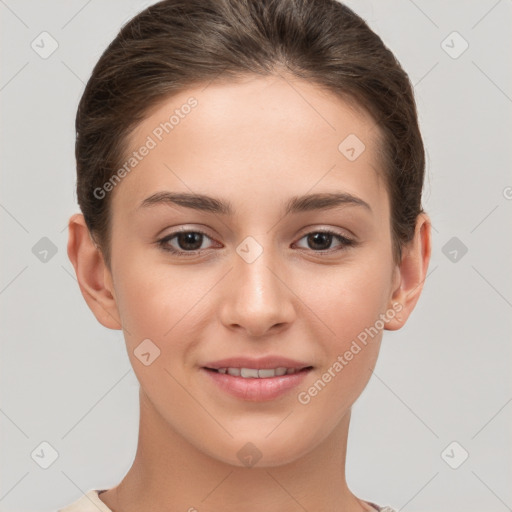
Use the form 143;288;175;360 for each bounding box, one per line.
105;74;403;466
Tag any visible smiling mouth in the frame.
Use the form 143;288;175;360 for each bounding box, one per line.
203;366;313;378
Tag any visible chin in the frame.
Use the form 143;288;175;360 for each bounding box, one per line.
205;431;319;469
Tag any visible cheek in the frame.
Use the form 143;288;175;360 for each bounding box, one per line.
297;258;391;346
112;256;211;362
293;257;392;393
113;268;205;408
293;267;388;427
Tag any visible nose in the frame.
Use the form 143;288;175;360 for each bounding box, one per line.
218;241;296;338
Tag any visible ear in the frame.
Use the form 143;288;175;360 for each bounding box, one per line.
384;212;432;331
67;213;122;330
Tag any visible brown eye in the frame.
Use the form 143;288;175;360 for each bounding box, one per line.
295;230;356;253
306;232;334;250
158;230;215;254
174;232;204;251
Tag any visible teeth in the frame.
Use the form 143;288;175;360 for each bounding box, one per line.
240;368;259;378
217;367;301;378
258;368;282;378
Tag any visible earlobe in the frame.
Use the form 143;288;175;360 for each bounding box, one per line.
67;213;122;330
384;213;432;331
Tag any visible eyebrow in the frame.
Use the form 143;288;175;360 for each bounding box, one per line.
138;191;372;216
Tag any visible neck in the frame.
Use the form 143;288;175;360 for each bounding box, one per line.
101;388;369;512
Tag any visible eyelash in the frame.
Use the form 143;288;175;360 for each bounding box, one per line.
156;228;358;257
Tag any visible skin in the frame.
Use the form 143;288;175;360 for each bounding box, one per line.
67;74;431;512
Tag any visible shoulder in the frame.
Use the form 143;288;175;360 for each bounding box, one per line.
57;489;112;512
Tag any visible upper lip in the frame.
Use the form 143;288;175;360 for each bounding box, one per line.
203;356;313;370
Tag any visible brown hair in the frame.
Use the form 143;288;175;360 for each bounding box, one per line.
75;0;426;270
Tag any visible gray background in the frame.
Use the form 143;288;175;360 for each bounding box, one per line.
1;1;511;511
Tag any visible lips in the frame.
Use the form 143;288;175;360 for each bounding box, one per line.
202;355;313;371
201;365;312;401
200;355;313;401
204;366;312;378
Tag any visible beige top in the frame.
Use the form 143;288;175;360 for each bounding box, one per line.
57;489;397;512
58;490;111;512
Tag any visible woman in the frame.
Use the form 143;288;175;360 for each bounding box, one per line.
63;0;431;510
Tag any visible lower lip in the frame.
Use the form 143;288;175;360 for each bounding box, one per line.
201;367;312;402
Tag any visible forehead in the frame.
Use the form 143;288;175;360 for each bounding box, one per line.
111;74;388;220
